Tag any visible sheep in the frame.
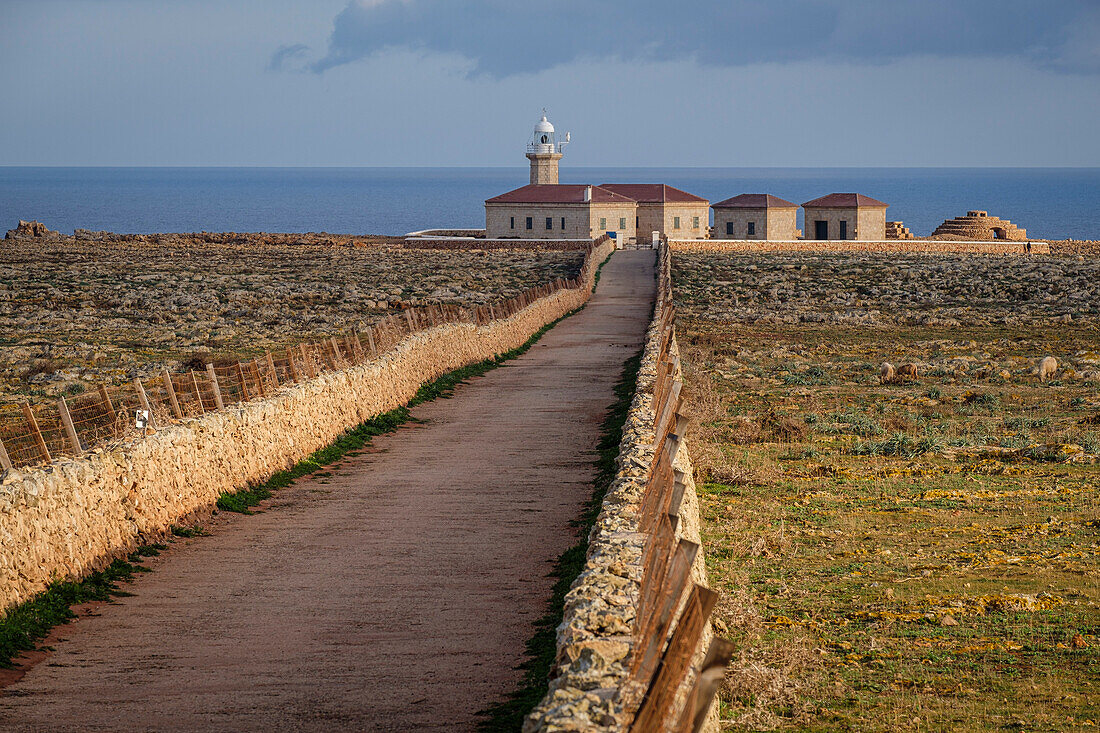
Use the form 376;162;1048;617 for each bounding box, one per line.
1039;356;1058;382
897;363;919;381
879;362;895;384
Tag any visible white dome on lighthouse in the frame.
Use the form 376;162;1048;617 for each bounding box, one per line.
534;114;554;134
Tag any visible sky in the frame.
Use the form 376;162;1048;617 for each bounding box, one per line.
2;0;1099;167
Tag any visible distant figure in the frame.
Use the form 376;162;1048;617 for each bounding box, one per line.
1039;356;1058;381
880;362;896;384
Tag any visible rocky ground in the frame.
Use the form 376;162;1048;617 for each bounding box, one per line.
672;251;1099;731
0;236;582;402
673;251;1100;328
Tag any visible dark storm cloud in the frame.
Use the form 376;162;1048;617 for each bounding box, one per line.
288;0;1100;76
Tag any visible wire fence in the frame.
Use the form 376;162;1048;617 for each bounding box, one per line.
625;240;735;733
0;238;609;472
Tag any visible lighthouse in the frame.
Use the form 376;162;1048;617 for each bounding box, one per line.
525;110;569;185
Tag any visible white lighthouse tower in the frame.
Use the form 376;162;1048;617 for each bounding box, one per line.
526;110;570;185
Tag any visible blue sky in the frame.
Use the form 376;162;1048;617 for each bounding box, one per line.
2;0;1098;166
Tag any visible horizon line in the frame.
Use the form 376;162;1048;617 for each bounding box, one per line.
3;164;1100;170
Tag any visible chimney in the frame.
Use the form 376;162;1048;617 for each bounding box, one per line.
584;186;592;203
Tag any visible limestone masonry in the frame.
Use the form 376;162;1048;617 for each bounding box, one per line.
933;210;1028;240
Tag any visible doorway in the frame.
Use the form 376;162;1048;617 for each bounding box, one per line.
814;220;828;240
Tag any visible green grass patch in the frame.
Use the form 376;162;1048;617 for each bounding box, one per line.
170;525;208;538
0;545;165;668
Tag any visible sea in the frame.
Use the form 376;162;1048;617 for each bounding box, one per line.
1;167;1096;241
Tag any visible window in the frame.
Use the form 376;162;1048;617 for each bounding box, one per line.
747;222;756;236
839;220;848;239
526;217;533;230
619;217;626;229
510;216;515;230
561;217;566;230
726;221;733;236
546;217;553;230
692;216;700;229
600;217;607;229
674;216;681;229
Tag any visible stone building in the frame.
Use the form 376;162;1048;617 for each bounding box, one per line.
711;194;799;240
932;210;1026;240
599;184;709;241
802;193;888;240
485;184;637;241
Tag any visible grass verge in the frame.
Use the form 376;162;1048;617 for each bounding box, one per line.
0;544;169;669
0;263;612;671
478;348;644;731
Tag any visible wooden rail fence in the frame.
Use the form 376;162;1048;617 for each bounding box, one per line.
626;241;734;732
0;238;610;472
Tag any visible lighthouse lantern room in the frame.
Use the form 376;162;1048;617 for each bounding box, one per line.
525;110;569;185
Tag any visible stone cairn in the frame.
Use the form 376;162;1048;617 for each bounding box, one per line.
886;221;914;240
5;220;59;240
933;210;1027;241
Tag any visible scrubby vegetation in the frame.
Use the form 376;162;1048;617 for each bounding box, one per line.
674;251;1099;731
0;239;582;401
674;252;1100;328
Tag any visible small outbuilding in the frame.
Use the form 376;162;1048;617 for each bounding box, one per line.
599;184;710;241
802;193;888;241
711;194;799;240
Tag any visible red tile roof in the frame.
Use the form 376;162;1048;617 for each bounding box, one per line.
598;183;708;204
712;193;798;209
485;184;634;205
802;193;889;208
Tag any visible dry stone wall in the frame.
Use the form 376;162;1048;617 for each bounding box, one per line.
524;256;712;732
670;239;1050;255
0;241;615;613
404;237;593;251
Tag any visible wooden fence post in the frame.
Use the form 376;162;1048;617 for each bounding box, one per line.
206;364;224;409
22;402;50;463
236;361;251;401
58;397;82;454
321;341;337;371
405;309;416;331
190;371;206;414
352;332;365;362
365;328;377;358
162;369;184;419
0;437;11;471
285;349;301;383
330;337;345;368
98;384;114;419
250;360;267;398
265;351;279;386
300;344;316;379
133;378;153;419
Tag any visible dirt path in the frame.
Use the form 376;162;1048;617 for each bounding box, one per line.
0;250;655;732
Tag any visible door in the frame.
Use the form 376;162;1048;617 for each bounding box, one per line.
814;220;828;240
